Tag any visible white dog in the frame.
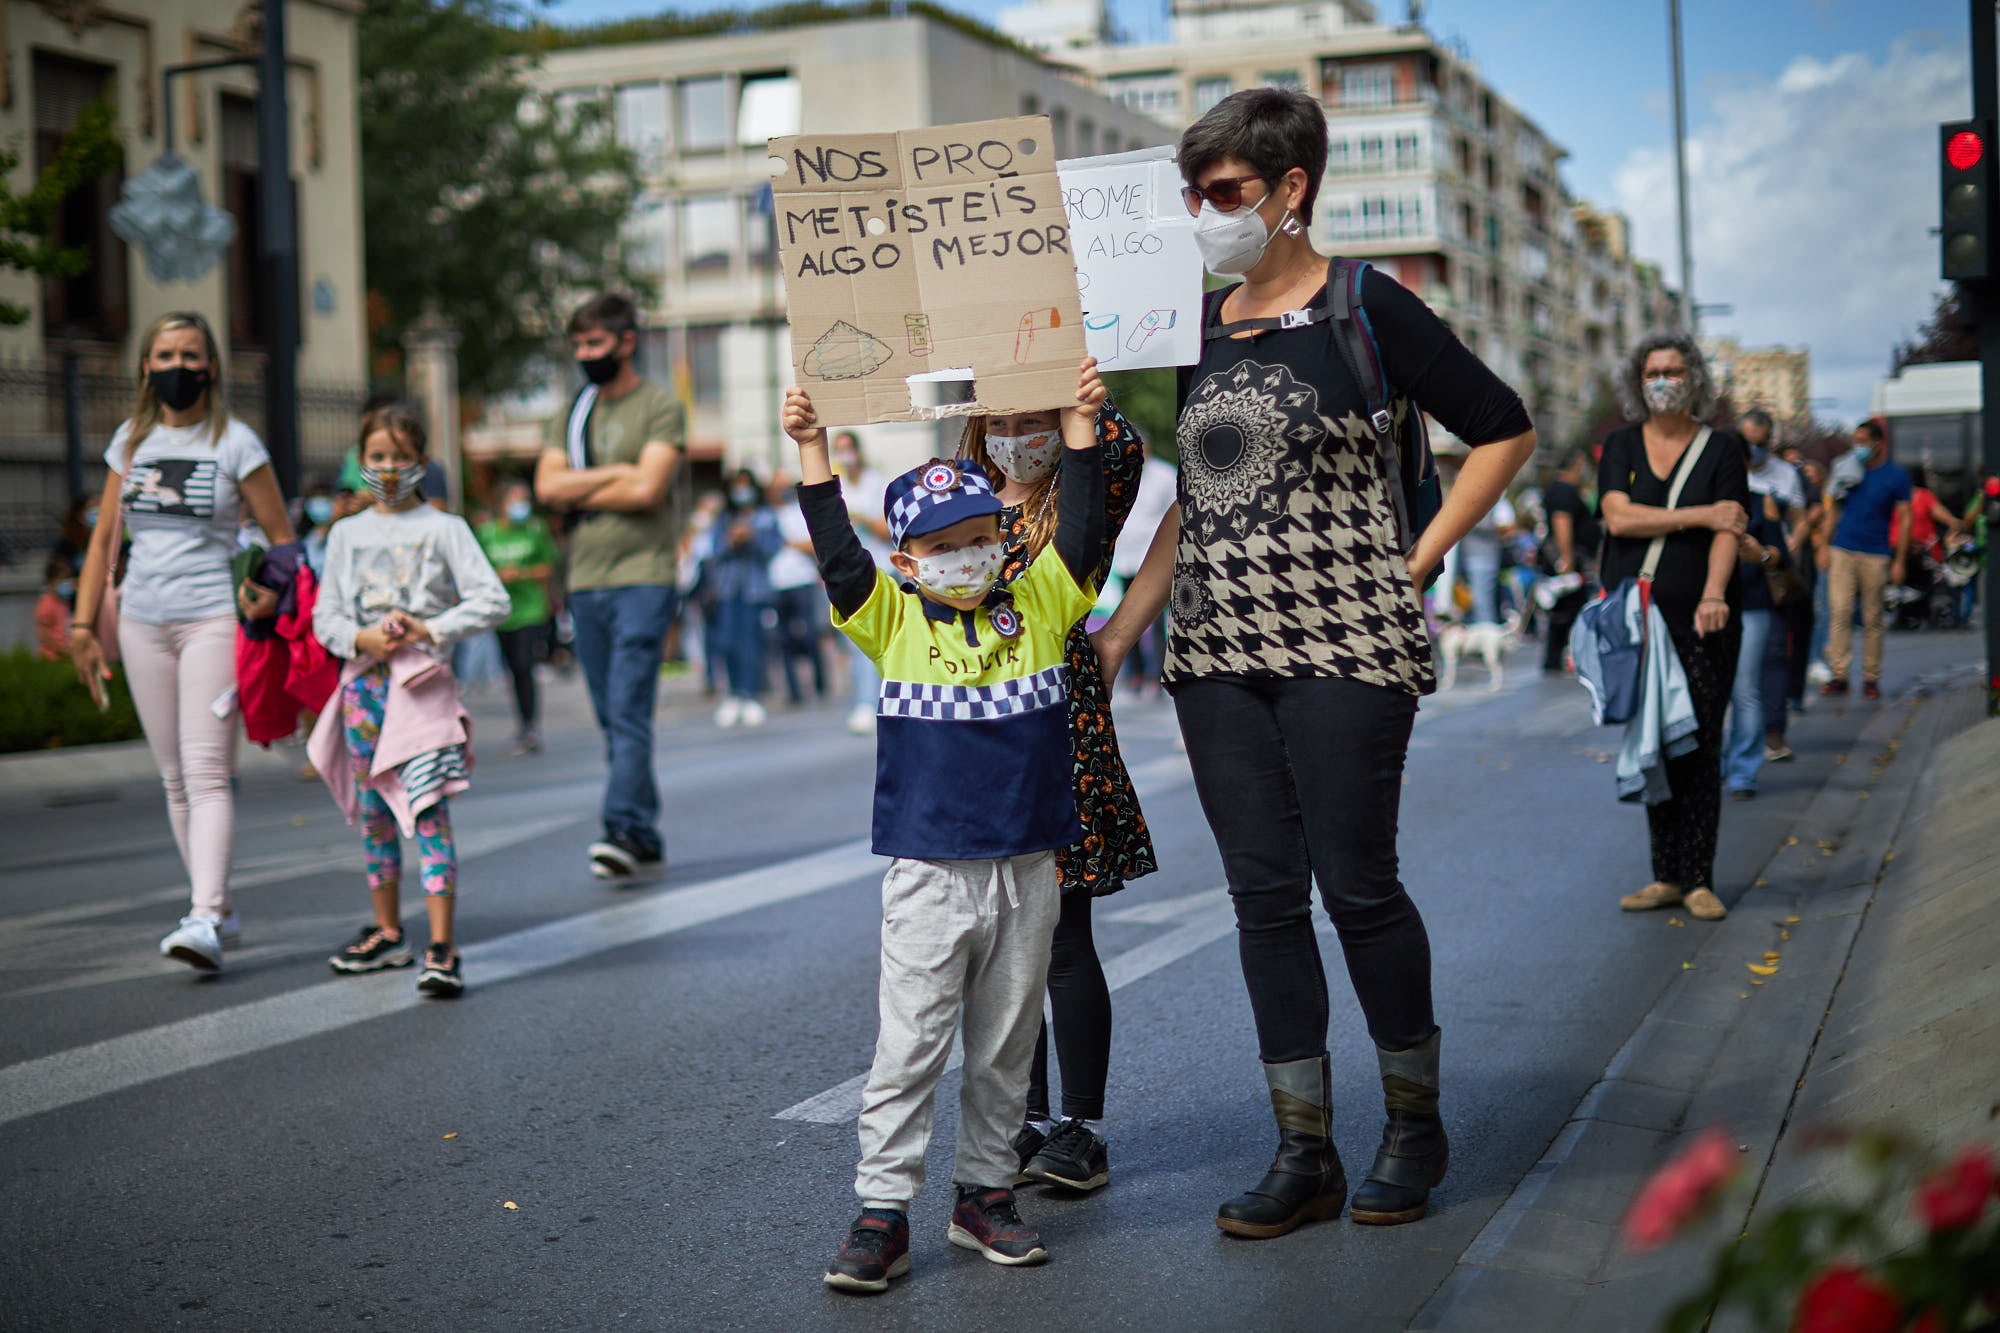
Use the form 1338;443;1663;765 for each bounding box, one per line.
1436;616;1519;693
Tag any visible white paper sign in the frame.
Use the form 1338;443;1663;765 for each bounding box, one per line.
1057;146;1202;371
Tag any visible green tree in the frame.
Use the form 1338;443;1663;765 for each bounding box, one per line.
0;99;122;326
1103;367;1180;462
360;0;650;397
1893;285;1978;372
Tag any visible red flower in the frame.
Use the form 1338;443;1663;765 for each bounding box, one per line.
1623;1127;1741;1250
1792;1264;1900;1333
1908;1312;1944;1333
1913;1144;1997;1233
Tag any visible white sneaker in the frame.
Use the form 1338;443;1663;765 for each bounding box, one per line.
1807;659;1833;687
217;911;242;949
160;915;224;971
740;700;767;728
714;697;742;728
846;705;876;736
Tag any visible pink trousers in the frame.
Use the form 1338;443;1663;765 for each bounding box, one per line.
117;614;239;918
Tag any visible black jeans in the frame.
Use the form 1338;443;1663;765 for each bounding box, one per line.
1027;888;1111;1122
495;621;547;733
1543;586;1591;671
1647;622;1739;891
1174;675;1432;1061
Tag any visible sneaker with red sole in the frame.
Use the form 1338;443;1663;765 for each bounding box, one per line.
1819;678;1850;696
1863;680;1882;700
947;1186;1048;1266
824;1208;909;1294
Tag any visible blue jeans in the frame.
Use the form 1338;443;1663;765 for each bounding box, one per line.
1724;608;1771;793
570;585;678;853
847;634;880;711
712;598;768;701
1462;549;1501;625
1809;575;1831;666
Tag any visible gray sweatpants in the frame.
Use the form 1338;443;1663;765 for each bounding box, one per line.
854;851;1060;1208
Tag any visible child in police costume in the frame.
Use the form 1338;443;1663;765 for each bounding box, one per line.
782;359;1106;1295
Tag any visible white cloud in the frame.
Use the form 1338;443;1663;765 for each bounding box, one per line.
1612;36;1968;421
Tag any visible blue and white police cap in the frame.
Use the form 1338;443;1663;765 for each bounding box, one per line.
884;458;1002;547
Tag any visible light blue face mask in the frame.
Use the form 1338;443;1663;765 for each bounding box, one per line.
506;500;533;524
305;496;334;525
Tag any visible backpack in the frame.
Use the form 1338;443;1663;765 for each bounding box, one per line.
1178;257;1443;586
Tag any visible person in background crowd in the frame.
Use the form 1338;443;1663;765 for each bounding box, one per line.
830;431;892;735
477;479;562;754
1445;455;1514;626
1737;410;1810;764
1600;335;1748;924
50;493;96;569
1820;421;1911;701
1094;88;1537;1237
766;472;829;707
36;556;76;661
300;481;339;577
69;311;297;972
1724;441;1794;800
680;490;727;698
703;467;782;728
1797;457;1835;681
534;292;686;883
1539;449;1599;673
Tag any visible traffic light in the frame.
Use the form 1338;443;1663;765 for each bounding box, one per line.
1941;119;1995;280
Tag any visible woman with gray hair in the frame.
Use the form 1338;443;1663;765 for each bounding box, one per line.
1596;333;1751;923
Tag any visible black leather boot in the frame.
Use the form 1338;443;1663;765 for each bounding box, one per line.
1216;1054;1347;1239
1349;1028;1447;1225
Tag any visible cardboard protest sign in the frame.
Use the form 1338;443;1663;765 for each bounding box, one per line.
768;115;1085;425
1058;146;1202;372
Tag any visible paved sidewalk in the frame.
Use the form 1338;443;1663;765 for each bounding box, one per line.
1416;670;1995;1330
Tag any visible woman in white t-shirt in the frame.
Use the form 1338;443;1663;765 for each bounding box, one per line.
69;312;297;973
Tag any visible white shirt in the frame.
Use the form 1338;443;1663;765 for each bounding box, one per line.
1112;456;1179;581
1748;455;1806;512
106;416;271;625
768;504;820;591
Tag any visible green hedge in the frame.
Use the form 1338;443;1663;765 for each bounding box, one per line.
0;649;142;754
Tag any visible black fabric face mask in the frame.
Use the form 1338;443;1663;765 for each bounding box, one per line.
579;350;622;385
149;366;212;413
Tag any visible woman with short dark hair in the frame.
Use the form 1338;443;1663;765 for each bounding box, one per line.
1096;87;1537;1237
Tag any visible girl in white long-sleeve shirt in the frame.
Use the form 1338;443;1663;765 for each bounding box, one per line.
312;403;509;996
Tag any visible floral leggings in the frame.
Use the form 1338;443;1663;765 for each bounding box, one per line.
343;666;456;897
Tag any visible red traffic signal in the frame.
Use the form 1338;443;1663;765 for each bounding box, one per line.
1948;129;1985;171
1942;119;1997;280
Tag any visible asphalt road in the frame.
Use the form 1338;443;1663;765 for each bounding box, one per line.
0;630;1982;1330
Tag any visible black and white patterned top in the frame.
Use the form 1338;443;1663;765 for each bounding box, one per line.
1164;266;1533;696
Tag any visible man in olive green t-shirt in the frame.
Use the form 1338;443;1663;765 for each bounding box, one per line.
534;294;685;882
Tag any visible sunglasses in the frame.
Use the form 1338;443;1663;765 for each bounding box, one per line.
1181;173;1276;216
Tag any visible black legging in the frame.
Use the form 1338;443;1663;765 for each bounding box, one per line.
1543;586;1591;671
1026;889;1111;1122
1173;675;1431;1061
1647;622;1739;891
496;622;546;732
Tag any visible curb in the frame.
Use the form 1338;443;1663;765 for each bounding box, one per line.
1412;673;1978;1331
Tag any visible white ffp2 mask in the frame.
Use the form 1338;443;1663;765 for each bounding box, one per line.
1193;199;1287;278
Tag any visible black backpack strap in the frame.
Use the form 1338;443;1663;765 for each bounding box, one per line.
1177;285;1232;415
1325;257;1418;552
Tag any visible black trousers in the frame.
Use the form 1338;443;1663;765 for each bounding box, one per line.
495;621;547;732
1544;586;1591;671
1647;622;1739;892
1782;585;1815;706
1174;675;1432;1061
770;585;827;704
1026;889;1111;1122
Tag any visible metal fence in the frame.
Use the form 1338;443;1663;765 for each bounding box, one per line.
0;353;367;569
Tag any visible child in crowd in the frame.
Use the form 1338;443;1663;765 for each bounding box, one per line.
782;359;1106;1296
308;404;510;997
36;556;76;661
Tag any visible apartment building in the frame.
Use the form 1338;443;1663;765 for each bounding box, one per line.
1706;338;1813;427
515;10;1170;476
1007;0;1679;453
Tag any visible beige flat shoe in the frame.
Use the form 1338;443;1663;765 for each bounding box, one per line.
1683;888;1727;921
1619;882;1683;912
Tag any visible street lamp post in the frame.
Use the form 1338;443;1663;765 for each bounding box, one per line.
257;0;301;500
1668;0;1696;334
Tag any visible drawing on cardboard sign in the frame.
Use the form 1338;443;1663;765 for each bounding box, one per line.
768;115;1086;424
1058;146;1202;372
1085;312;1120;365
803;321;894;381
1125;308;1177;352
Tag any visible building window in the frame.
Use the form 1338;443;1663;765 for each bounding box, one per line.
1193;77;1232;115
1021;94;1041;117
34;51;127;341
1327;139;1351;177
623;194;673;280
1329;62;1393;108
1108;73;1179;115
678;76;731;153
219;92;300;350
680;194;735;271
1261;69;1302;91
614;83;670;173
1485;213;1501;253
686;323;724;405
1394;132;1421;172
1358;135;1384;172
742;188;774;261
1077;118;1095;156
737;72;800;145
1049;106;1069;157
1520;240;1549;282
553;86;606;143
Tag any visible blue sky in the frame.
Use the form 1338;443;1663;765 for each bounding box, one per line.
541;0;1973;416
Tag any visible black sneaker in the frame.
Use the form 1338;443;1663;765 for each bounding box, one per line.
1024;1118;1110;1192
329;924;413;974
416;943;464;998
1012;1122;1050;1187
589;830;664;883
947;1186;1048;1266
823;1208;910;1294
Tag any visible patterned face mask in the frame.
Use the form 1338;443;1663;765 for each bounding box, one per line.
360;462;425;506
985;429;1061;484
911;542;1004;601
1643;376;1691;416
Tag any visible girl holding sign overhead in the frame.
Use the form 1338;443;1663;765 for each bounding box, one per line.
959;395;1156;1197
1094;87;1537;1237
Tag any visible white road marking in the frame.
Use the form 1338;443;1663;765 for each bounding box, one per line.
1103;886;1229;925
0;838;879;1129
774;889;1235;1125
